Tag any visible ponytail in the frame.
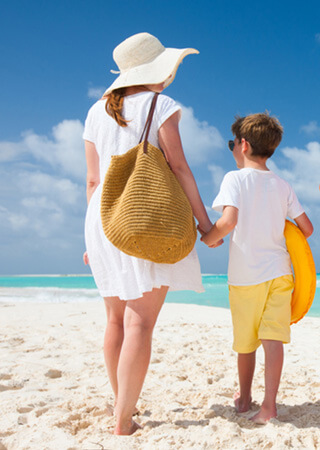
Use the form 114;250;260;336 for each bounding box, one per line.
105;88;129;127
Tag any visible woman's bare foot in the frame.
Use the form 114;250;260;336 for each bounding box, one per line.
114;401;139;416
132;406;140;416
250;405;277;424
233;391;252;413
113;419;141;435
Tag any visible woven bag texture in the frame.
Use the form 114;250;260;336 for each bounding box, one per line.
101;141;197;263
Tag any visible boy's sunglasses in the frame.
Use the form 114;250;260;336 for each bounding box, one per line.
228;140;235;152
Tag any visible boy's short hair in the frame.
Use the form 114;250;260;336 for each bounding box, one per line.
231;113;283;158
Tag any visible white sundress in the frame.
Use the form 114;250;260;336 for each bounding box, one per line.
83;91;204;300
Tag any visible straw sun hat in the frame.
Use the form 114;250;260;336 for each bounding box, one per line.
103;32;199;96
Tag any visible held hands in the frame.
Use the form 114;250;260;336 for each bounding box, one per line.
204;238;224;248
197;225;224;249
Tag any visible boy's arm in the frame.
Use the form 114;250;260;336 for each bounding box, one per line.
294;212;313;238
200;206;238;247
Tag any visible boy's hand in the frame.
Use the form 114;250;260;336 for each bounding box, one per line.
198;224;224;248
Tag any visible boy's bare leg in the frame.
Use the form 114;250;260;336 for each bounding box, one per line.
234;351;256;412
251;339;283;424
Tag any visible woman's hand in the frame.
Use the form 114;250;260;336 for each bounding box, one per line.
83;251;90;265
85;140;100;205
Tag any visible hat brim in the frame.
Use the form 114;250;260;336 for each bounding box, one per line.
103;47;199;96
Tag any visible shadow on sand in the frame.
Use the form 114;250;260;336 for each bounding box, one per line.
209;400;320;429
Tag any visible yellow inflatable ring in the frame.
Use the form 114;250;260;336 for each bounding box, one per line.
284;220;316;324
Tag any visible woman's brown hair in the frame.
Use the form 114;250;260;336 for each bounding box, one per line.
105;88;129;127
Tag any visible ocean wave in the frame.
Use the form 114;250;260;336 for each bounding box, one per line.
0;287;100;303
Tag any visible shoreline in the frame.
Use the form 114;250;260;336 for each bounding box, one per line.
1;301;320;449
0;290;319;320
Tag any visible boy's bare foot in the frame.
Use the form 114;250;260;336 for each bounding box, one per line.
250;405;277;424
233;391;252;413
113;419;141;435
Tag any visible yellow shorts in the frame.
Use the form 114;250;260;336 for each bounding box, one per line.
229;275;294;354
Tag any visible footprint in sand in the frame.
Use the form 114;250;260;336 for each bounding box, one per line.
0;382;24;392
17;415;28;425
35;407;50;417
45;369;62;378
55;414;92;435
218;390;234;399
17;407;34;414
8;337;25;346
0;374;12;381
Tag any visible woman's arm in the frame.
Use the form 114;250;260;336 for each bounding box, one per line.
294;212;313;238
85;140;100;205
83;140;100;265
159;111;212;233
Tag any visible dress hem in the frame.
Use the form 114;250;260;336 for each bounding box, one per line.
98;285;205;301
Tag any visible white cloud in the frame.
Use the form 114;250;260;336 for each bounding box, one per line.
18;172;83;207
88;87;105;99
179;104;225;165
26;120;85;179
269;142;320;205
6;211;29;231
0;141;24;162
0;121;87;267
300;121;320;136
208;164;226;191
0;120;86;180
1;165;86;241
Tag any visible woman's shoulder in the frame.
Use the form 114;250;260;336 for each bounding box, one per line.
124;91;180;117
89;98;107;111
85;98;107;118
125;91;175;103
157;92;178;106
83;100;108;130
156;93;180;115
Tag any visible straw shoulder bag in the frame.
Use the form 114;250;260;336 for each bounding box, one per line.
100;93;197;264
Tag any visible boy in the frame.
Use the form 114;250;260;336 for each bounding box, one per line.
200;113;313;424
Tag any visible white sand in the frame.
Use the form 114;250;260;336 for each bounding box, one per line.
1;300;320;450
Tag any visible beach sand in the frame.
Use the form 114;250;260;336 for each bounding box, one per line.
1;300;320;449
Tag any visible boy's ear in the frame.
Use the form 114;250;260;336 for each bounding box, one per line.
241;138;249;154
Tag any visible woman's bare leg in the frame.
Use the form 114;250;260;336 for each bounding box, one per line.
103;296;126;403
114;286;168;435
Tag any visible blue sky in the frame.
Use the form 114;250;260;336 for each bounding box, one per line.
1;0;319;275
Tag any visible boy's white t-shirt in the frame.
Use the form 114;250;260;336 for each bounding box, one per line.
212;168;305;286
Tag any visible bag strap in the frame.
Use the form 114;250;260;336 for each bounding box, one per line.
139;93;159;154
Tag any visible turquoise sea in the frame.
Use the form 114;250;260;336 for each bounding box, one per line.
0;274;320;318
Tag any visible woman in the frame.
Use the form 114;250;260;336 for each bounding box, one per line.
83;32;212;435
